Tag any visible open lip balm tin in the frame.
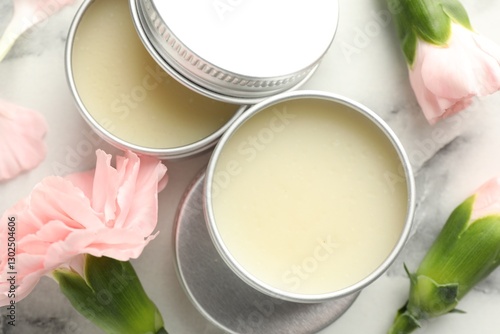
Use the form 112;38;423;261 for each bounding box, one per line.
66;0;339;159
66;0;244;159
204;90;416;303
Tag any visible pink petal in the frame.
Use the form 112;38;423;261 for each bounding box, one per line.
20;220;76;255
28;176;104;230
0;271;41;306
471;177;500;221
473;33;500;61
64;169;95;199
67;255;85;277
115;152;167;232
0;253;45;306
408;42;445;125
420;48;476;101
0;99;47;181
49;228;156;262
1;198;43;240
113;152;141;228
89;150;119;223
470;33;500;96
409;24;500;124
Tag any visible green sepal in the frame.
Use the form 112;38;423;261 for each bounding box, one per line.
408;275;459;317
449;308;466;314
54;255;165;334
418;195;500;299
386;0;473;66
388;0;419;67
441;0;473;30
403;263;416;284
409;0;452;45
416;196;474;278
401;30;418;66
389;267;460;333
397;196;500;322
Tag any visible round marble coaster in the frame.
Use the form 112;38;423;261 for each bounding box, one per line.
173;171;359;334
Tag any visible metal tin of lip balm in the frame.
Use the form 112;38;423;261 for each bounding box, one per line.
204;90;416;303
129;0;339;104
66;0;246;160
174;170;360;334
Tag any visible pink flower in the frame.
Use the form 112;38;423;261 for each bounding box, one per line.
0;149;167;305
0;0;76;61
0;99;47;181
409;24;500;125
470;177;500;222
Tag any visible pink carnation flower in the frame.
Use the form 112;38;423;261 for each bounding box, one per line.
0;99;47;181
409;24;500;125
0;149;167;305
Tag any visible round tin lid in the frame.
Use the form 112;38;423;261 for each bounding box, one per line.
131;0;339;103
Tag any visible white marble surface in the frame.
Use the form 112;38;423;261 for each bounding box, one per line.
1;0;500;333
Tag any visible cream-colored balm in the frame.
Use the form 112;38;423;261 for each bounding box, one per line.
211;99;408;295
72;0;237;149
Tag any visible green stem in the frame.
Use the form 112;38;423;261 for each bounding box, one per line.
388;311;420;334
156;328;169;334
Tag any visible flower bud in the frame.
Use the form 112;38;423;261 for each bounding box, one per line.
386;0;500;124
389;178;500;333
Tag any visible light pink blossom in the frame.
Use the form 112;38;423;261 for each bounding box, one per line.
409;24;500;125
470;177;500;222
0;149;167;305
0;0;76;61
0;99;47;181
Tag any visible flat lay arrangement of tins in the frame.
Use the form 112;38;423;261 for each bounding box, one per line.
65;0;415;332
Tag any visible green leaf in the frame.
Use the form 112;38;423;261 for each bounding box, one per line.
54;255;164;334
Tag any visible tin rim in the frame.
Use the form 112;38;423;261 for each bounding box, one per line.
65;0;246;160
204;90;416;303
129;0;338;105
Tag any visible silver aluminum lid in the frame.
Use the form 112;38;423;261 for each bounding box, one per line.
130;0;339;103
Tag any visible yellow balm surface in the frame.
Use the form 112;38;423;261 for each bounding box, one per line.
72;0;238;149
211;98;408;295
